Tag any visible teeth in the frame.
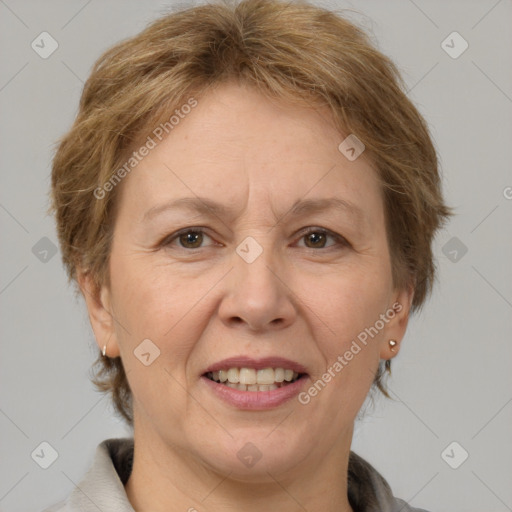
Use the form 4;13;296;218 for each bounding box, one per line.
239;368;257;385
227;382;283;392
207;367;301;389
256;368;275;385
284;369;294;382
274;368;285;382
227;368;239;383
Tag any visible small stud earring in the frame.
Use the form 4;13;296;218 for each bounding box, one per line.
389;339;397;352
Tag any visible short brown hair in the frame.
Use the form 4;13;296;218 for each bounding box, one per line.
50;0;453;426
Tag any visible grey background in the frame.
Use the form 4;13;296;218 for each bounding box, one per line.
0;0;511;511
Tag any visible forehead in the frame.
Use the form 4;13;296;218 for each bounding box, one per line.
117;82;383;227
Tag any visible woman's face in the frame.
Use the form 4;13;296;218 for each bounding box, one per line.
84;82;412;479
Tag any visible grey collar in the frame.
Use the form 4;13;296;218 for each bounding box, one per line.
50;438;428;512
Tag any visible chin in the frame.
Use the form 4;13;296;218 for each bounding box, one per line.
188;427;311;481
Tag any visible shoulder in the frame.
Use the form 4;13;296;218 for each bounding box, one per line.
40;500;67;512
391;498;432;512
39;437;135;512
348;451;432;512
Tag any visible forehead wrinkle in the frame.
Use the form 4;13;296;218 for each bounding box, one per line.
142;195;367;232
142;196;239;223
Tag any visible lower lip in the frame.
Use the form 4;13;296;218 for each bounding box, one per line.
201;375;308;410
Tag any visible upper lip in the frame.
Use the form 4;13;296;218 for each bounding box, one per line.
203;356;309;375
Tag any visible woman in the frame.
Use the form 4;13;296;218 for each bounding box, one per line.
47;0;452;510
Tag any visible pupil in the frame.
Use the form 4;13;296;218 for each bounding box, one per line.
307;232;325;248
181;231;202;248
179;231;325;249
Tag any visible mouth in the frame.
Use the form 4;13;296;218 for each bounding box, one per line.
201;357;309;409
203;367;305;392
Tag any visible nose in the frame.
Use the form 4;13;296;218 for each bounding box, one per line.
218;241;297;333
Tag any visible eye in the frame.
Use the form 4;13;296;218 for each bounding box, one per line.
160;226;349;251
295;227;349;250
161;228;214;250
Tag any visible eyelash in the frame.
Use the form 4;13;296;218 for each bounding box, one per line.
159;226;350;251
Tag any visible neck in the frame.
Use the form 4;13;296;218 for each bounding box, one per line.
125;422;354;512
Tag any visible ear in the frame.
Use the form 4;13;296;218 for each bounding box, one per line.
379;283;414;361
77;271;121;358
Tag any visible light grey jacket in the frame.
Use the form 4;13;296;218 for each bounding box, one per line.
42;438;431;512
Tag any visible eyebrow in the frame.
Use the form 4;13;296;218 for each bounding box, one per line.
142;196;366;228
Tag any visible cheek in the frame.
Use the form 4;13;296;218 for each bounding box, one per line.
110;245;172;317
328;262;390;323
109;251;203;357
108;257;201;416
317;262;391;368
